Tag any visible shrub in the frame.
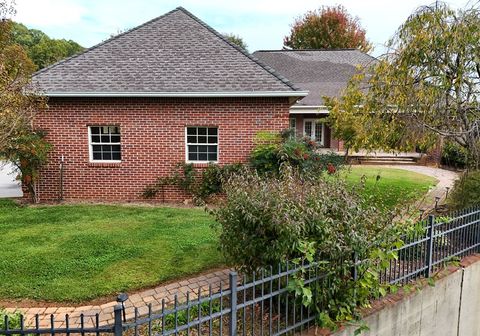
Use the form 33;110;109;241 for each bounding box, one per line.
449;170;480;209
143;162;243;204
250;131;344;177
211;165;397;273
441;141;468;169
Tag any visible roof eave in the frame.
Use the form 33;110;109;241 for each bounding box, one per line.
43;91;309;98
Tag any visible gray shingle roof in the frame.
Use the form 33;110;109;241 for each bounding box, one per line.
33;7;303;96
252;49;377;106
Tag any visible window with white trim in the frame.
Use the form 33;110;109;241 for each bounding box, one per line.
186;127;218;162
289;117;296;137
89;126;121;161
303;119;324;146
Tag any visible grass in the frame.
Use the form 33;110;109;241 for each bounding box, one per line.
0;166;437;303
0;200;221;303
343;166;438;209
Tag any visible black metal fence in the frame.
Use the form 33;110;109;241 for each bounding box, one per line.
1;206;479;336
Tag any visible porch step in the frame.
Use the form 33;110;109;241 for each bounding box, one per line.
356;156;418;165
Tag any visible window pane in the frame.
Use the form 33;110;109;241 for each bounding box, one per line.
198;145;208;153
207;145;217;153
198;136;207;143
208;128;217;135
188;152;197;161
91;135;100;143
102;145;112;152
304;121;312;138
198;128;207;135
91;127;100;134
208;153;217;161
188;145;198;153
112;152;121;160
199;153;208;161
187;127;197;135
187;136;196;143
93;152;102;160
103;152;112;160
92;145;102;152
111;145;121;152
111;135;120;143
315;123;323;142
208;136;217;144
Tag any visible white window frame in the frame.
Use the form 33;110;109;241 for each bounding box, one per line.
88;126;122;163
303;119;325;146
185;126;219;164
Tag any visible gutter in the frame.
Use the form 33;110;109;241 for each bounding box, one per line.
44;91;309;98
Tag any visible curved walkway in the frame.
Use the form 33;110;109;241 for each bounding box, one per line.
3;269;231;328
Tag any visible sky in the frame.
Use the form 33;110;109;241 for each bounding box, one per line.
13;0;472;56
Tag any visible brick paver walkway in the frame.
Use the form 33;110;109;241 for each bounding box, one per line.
3;269;231;328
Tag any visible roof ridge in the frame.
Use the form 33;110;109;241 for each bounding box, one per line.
175;7;300;91
254;48;361;52
33;7;182;77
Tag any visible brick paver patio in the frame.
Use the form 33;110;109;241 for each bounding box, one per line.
3;269;231;328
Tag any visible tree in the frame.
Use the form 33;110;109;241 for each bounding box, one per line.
0;0;50;202
283;5;372;52
326;2;480;168
223;33;248;51
10;22;84;70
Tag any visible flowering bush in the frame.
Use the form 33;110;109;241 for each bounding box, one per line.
250;131;344;177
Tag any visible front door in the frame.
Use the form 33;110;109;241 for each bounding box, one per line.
303;119;324;146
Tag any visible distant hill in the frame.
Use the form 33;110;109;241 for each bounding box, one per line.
11;22;84;70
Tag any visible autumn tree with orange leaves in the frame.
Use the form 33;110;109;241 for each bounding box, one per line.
284;5;372;52
0;0;50;202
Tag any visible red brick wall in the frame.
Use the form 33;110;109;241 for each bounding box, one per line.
30;97;291;202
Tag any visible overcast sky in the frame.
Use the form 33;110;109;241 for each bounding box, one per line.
14;0;471;56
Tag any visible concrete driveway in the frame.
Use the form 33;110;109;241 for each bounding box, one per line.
0;162;22;198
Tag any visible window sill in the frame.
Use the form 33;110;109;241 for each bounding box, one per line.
186;161;218;168
88;161;122;168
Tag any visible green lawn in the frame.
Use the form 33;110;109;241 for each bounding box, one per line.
343;166;438;209
0;200;221;303
0;166;436;303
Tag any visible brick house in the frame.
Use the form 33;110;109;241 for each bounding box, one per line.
30;7;307;202
253;49;376;151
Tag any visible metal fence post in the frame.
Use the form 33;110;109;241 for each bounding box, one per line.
114;304;124;336
425;215;435;278
229;272;238;336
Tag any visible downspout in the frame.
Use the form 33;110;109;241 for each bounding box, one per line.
59;155;64;202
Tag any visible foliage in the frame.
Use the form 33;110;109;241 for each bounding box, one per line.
212;166;405;328
326;2;480;168
449;170;480;209
0;131;50;202
212;165;398;273
143;162;243;204
441;141;468;169
283;5;372;52
223;33;248;51
10;22;84;70
250;131;344;176
0;199;221;302
0;309;23;331
1;3;50;202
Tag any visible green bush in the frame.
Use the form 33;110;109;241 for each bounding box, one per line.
250;131;344;177
441;141;468;169
143;162;243;204
449;170;480;209
211;166;397;272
